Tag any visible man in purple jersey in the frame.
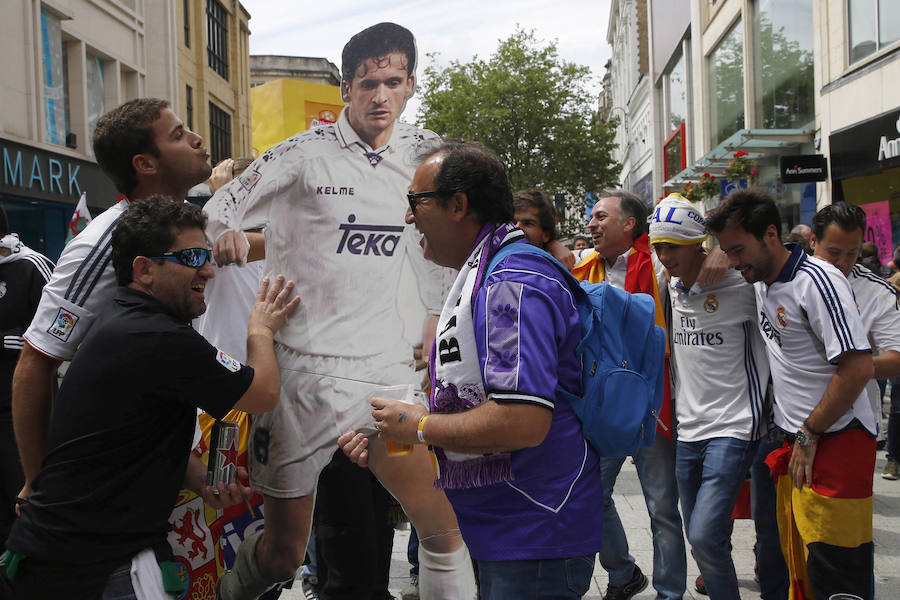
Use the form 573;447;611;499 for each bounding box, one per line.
340;141;604;599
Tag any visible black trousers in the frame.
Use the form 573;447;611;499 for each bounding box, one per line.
314;450;395;600
0;417;24;551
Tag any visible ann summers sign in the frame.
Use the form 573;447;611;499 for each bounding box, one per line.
779;155;828;183
830;108;900;181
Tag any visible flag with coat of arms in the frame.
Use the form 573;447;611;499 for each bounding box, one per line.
66;193;92;242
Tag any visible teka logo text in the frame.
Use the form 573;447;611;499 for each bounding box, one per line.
759;310;782;347
336;214;403;256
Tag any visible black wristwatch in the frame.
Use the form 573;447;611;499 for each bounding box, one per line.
795;427;816;447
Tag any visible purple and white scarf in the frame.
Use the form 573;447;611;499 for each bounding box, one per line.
429;222;524;489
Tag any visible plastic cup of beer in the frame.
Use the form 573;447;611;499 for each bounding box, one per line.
366;385;427;456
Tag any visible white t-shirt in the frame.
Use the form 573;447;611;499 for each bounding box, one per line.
24;200;129;359
849;263;900;434
204;109;446;366
669;268;770;442
194;261;265;364
754;246;874;435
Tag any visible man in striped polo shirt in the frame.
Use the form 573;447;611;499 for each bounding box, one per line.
12;98;213;504
709;189;875;600
808;203;900;482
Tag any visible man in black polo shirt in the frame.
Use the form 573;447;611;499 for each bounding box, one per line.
0;198;299;600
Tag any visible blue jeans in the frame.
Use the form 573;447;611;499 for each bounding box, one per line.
477;555;595;599
599;433;686;600
751;433;789;600
676;437;758;600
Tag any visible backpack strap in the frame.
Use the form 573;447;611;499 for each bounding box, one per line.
484;242;584;292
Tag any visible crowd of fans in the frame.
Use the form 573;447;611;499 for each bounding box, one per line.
0;20;897;600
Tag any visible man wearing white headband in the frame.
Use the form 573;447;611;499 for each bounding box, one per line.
649;194;770;600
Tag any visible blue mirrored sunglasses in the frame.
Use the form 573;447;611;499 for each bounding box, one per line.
149;247;212;268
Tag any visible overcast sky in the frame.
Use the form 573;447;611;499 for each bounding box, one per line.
240;0;613;122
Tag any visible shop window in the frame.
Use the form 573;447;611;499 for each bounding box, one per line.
754;0;814;130
708;19;744;146
207;0;229;80
667;51;687;133
184;0;190;47
40;9;70;146
664;123;686;181
209;102;231;167
849;0;900;64
86;53;105;155
186;85;193;130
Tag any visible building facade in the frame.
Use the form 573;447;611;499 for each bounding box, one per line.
249;55;340;88
176;0;252;169
619;0;898;259
1;0;179;260
0;0;253;259
605;0;654;206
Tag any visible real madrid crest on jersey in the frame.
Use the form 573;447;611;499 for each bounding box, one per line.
0;281;6;299
776;305;788;329
704;294;718;313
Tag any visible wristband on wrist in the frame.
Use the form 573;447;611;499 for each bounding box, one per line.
417;414;430;444
803;418;824;437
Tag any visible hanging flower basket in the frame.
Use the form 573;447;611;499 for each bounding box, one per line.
723;150;759;184
680;172;719;203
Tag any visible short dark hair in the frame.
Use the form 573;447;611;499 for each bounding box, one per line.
601;189;647;240
112;196;207;286
707;188;781;239
419;141;514;226
0;204;8;236
93;98;170;196
341;23;416;84
811;203;866;240
513;189;557;241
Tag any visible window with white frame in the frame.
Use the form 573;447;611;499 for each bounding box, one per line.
708;19;744;146
40;8;70;146
207;0;229;80
849;0;900;64
753;0;814;129
86;53;105;154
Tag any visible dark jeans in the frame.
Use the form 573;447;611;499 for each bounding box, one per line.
887;377;900;461
477;555;596;599
0;418;24;550
751;434;789;600
407;525;419;577
1;554;133;600
314;450;395;600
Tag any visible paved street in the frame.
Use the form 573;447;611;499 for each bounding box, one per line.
283;448;900;599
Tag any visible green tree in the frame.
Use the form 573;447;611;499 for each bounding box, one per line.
416;29;621;238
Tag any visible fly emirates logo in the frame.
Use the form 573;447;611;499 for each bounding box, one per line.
336;214;403;256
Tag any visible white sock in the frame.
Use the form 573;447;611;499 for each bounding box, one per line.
417;542;478;600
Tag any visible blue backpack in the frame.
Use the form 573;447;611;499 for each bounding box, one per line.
485;242;666;458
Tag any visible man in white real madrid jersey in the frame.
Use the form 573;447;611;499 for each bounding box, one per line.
649;194;769;600
708;189;875;600
206;23;477;600
809;203;900;481
13;98;213;504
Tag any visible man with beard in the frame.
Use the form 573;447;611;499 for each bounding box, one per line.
709;189;875;600
1;198;299;599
